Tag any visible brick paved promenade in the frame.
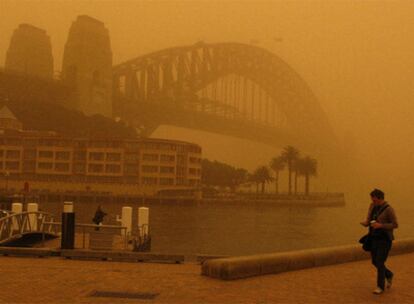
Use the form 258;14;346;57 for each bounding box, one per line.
0;253;413;303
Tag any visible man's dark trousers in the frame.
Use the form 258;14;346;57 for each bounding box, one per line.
371;238;393;290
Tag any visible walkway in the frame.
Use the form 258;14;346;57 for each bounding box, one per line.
0;252;414;303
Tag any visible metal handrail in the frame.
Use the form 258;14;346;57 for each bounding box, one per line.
0;211;58;245
44;222;129;249
0;211;55;223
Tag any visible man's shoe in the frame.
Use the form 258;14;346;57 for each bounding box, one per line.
386;275;393;289
373;287;384;295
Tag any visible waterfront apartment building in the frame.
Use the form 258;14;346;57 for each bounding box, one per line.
0;107;201;196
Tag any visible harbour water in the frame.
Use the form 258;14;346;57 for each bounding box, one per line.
39;199;414;256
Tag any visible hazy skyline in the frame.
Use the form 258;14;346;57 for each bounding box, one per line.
1;0;414;201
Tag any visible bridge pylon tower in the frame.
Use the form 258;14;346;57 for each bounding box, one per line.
5;24;53;79
62;15;113;117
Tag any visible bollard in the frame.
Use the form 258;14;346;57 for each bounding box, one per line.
61;201;75;249
27;203;38;230
121;206;132;236
11;202;23;231
138;207;149;237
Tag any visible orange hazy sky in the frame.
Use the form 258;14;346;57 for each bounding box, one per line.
1;0;414;198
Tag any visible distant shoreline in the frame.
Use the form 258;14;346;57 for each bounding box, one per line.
200;196;345;207
0;190;345;207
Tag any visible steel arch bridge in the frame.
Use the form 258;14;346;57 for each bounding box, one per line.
112;42;334;151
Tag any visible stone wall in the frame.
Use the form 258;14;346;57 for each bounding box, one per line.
202;238;414;280
1;178;157;196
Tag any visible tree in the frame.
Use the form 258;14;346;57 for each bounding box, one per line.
248;172;260;194
201;159;248;191
251;166;272;194
297;156;318;195
6;98;137;139
281;146;300;195
292;159;301;195
232;168;249;191
269;156;285;194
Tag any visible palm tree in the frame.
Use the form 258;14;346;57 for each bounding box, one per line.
297;156;317;195
281;146;300;195
248;171;260;194
269;156;285;195
292;160;300;195
252;166;272;194
231;168;249;192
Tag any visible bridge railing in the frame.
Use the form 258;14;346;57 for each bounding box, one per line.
0;211;58;244
0;211;131;250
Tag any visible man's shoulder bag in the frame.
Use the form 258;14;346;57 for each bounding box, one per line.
359;204;389;251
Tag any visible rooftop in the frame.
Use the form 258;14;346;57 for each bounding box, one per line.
0;106;18;121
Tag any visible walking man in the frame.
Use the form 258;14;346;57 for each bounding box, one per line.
360;189;398;294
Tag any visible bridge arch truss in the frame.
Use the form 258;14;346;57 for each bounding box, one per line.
113;42;333;149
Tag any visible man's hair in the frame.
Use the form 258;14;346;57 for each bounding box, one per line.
370;188;385;200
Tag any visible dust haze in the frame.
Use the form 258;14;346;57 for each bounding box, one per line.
1;0;413;203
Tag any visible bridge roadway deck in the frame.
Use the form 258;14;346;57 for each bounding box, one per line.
0;253;414;303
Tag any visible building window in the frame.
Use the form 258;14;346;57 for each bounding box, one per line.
56;151;71;160
106;153;121;162
160;166;174;174
55;163;70;172
176;166;186;176
160;154;175;162
106;164;121;173
23;149;36;159
5;162;20;170
189;168;197;175
177;145;186;153
89;152;104;161
142;165;158;173
6;150;20;159
188;179;199;186
88;164;104;173
177;155;186;165
74;141;87;149
38;162;53;170
39;151;53;158
125;164;139;174
74;151;86;160
125;142;140;150
143;143;159;150
23;138;37;146
189;157;201;164
39;139;55;146
160;178;174;185
142;153;158;161
74;163;86;173
176;178;186;185
125;153;139;162
142;177;158;185
159;143;175;151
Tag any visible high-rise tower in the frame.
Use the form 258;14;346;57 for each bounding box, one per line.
62;15;113;117
5;24;54;79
